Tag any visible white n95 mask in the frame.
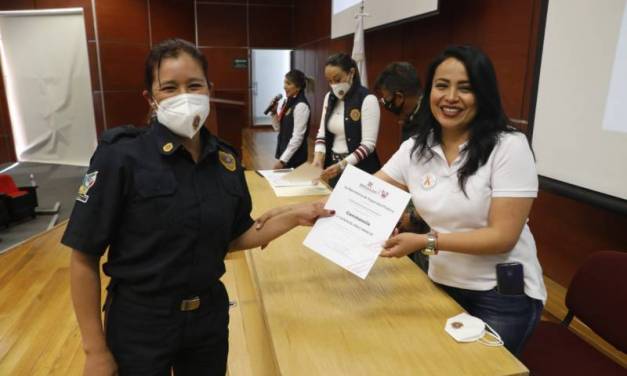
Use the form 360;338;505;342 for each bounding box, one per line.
156;93;210;139
331;82;351;99
445;312;503;347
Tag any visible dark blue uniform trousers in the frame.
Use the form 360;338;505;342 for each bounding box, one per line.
105;282;230;376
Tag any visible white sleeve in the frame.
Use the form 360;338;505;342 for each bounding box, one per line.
315;92;330;154
271;113;280;131
381;139;413;187
279;103;310;163
345;94;380;166
491;133;538;198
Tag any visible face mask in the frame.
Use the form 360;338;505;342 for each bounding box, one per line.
330;73;353;99
444;312;503;347
382;94;404;115
156;93;210;139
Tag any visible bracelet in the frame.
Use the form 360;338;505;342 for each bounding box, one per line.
421;230;438;256
339;160;348;171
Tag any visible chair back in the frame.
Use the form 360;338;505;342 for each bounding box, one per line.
566;250;627;352
0;174;20;195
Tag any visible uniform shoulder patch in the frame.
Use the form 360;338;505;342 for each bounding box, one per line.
77;171;98;203
100;124;147;144
218;151;237;172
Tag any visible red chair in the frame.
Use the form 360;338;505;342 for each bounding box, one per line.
0;174;38;223
521;251;627;375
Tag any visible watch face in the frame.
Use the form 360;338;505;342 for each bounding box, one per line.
421;248;436;256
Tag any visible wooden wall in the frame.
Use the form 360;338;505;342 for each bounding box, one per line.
292;0;627;286
0;0;294;164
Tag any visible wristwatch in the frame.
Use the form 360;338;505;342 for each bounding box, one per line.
421;230;438;256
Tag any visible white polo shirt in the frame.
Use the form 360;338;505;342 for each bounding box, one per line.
382;132;547;303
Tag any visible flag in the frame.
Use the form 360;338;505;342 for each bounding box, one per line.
352;9;368;88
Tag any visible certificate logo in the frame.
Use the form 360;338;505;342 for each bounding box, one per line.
360;181;389;199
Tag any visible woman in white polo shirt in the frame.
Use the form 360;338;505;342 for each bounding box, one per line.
377;45;546;356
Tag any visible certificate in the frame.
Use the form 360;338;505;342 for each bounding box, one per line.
303;165;410;279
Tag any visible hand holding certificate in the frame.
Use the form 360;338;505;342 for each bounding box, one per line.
303;165;410;279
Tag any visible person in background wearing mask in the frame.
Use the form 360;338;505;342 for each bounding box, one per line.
313;53;381;186
62;38;333;376
270;69;314;169
375;62;423;142
375;62;429;272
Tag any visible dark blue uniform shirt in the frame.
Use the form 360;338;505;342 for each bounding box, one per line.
62;120;255;295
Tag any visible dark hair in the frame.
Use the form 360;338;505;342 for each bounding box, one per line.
325;53;361;88
144;38;209;94
285;69;315;93
374;62;422;96
411;45;521;196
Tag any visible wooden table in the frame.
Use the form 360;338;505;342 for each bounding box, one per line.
223;172;529;376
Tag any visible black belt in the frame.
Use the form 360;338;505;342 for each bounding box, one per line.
107;281;225;312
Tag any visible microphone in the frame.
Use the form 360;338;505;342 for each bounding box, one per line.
264;93;283;115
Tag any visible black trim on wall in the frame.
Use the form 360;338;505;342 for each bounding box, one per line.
539;176;627;216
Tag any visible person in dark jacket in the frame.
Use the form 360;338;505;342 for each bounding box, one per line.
313;53;381;186
271;69;314;169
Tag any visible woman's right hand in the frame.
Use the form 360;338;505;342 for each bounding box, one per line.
312;152;325;169
84;350;118;376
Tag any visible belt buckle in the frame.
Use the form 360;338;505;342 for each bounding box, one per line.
180;296;201;311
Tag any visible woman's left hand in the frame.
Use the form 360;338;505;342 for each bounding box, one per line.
289;201;335;226
380;232;425;258
321;163;342;181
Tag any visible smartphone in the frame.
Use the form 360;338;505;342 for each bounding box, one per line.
496;262;524;295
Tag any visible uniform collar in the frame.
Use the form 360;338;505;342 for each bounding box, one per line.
152;119;218;158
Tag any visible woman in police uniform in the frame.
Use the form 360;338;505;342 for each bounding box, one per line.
313;53;381;186
62;38;332;376
270;69;314;169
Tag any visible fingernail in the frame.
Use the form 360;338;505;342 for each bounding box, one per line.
330;210;336;215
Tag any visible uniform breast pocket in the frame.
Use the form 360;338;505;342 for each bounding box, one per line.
217;173;246;238
128;170;178;233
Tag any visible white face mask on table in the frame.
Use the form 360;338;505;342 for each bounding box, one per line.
444;312;504;347
156;93;210;139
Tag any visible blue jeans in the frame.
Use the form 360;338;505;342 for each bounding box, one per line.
438;284;543;356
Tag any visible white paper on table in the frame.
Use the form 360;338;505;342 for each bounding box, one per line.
303;165;411;279
276;163;322;187
257;169;293;187
257;168;331;197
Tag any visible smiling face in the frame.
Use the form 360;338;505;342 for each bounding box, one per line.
429;57;477;134
145;52;210;108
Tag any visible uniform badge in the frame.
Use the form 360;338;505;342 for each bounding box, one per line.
421;173;437;191
77;171;98;203
163;142;174;153
350;108;361;121
219;151;237;172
